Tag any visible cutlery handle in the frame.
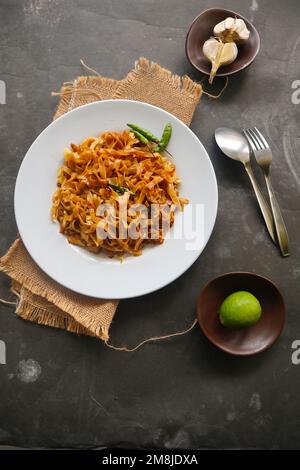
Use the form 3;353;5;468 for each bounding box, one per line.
244;162;277;244
264;174;290;256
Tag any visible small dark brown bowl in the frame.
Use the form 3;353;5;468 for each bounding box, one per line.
185;8;260;77
197;272;285;356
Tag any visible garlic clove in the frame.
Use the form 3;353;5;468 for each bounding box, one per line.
203;38;238;84
220;42;238;64
213;17;250;44
203;37;221;63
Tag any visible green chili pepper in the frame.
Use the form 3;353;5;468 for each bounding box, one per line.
131;129;149;145
108;182;135;196
160;122;172;149
154;122;172;151
127;123;160;143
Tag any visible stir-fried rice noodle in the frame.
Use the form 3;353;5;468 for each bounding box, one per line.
51;131;188;256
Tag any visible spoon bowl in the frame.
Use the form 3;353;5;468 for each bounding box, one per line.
215;127;250;164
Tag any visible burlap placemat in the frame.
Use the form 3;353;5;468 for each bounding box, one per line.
0;58;202;342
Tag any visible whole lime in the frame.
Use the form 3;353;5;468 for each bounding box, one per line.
219;291;262;329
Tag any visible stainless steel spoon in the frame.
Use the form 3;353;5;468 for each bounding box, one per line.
215;127;276;244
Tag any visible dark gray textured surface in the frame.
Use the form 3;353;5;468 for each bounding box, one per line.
0;0;300;449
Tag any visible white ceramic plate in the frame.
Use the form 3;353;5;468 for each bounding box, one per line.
15;100;218;299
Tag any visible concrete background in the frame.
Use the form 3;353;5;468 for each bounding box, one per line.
0;0;300;449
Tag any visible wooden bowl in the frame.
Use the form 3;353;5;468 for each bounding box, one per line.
185;8;260;77
197;272;285;356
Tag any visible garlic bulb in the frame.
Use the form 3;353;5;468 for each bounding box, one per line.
213;17;250;44
203;38;238;84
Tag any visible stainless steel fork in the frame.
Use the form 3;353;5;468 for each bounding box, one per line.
243;127;290;257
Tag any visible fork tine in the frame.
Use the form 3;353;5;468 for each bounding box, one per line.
253;127;270;149
251;128;265;149
248;128;262;150
243;129;258;152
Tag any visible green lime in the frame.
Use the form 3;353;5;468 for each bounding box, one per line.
219;291;262;329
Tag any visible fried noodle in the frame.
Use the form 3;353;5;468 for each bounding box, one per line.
51;130;188;256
